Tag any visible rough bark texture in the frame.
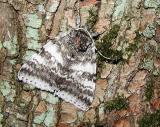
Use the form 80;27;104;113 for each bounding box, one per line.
0;0;160;127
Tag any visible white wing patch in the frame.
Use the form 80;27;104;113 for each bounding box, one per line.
43;41;64;65
70;62;96;74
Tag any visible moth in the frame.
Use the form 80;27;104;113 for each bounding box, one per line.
18;28;96;111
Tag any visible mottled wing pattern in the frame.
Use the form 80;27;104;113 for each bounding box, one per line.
18;41;62;93
18;28;96;111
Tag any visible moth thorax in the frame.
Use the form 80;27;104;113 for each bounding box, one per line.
70;29;92;52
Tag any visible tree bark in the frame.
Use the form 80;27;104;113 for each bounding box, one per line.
0;0;160;127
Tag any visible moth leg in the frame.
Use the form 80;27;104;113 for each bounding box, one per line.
74;0;81;28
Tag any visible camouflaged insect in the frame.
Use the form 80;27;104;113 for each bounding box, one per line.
18;28;96;111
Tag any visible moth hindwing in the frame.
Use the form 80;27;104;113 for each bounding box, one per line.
18;28;96;111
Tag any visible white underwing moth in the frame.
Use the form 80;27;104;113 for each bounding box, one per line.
18;28;96;111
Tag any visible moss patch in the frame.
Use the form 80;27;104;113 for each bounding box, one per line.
125;31;141;60
86;7;98;31
139;110;160;127
145;77;154;102
105;94;129;112
97;24;123;65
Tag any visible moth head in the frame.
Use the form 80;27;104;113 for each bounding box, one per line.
69;28;93;52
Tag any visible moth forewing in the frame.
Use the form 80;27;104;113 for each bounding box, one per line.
18;28;96;111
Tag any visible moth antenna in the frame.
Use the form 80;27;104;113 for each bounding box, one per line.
95;47;111;60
